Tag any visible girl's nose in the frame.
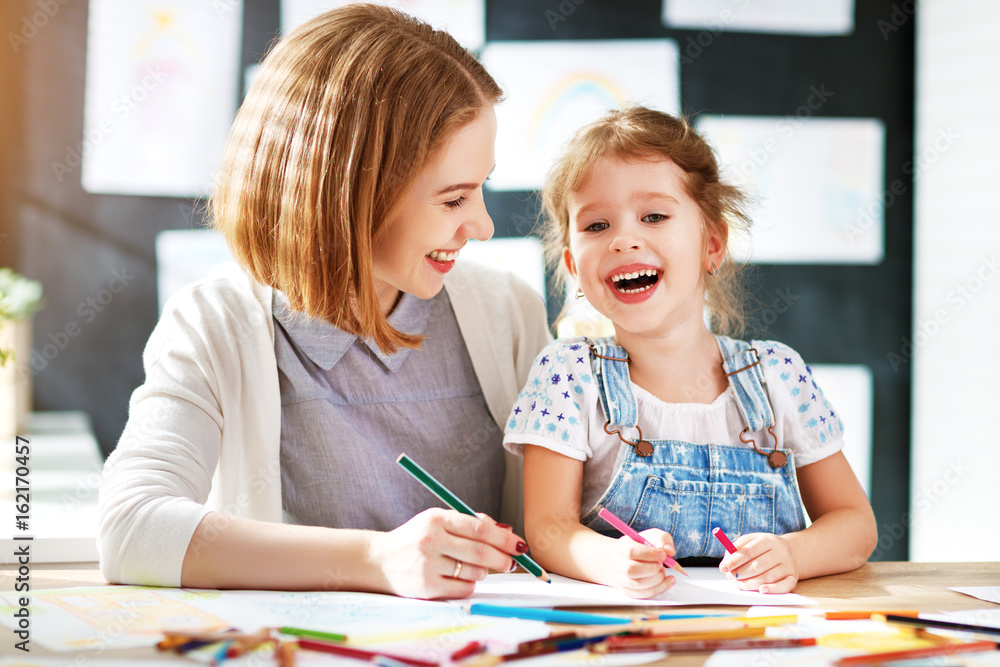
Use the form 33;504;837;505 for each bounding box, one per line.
609;234;641;252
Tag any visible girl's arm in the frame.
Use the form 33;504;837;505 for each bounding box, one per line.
181;508;525;599
523;444;676;598
720;451;877;593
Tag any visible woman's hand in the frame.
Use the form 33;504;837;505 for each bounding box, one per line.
720;532;799;594
367;508;526;600
607;528;677;599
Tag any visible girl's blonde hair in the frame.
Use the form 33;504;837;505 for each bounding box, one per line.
212;4;502;353
541;106;752;337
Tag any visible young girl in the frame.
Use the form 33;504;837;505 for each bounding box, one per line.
99;5;549;600
505;107;877;598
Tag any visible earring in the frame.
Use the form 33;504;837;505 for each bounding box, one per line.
576;288;585;299
709;262;719;277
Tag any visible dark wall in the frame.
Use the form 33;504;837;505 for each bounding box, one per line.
1;0;913;559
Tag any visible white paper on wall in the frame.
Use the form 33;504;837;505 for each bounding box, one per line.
696;115;885;265
281;0;486;50
81;0;243;197
482;39;680;192
663;0;855;36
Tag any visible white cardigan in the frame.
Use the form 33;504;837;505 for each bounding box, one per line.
98;262;550;586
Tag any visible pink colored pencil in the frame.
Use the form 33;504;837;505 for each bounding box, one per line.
597;507;688;576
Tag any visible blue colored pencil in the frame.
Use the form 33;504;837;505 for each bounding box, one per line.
467;603;632;625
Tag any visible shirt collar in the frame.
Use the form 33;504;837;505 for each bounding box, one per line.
272;289;434;372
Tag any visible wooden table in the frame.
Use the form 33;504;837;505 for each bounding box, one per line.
6;561;999;665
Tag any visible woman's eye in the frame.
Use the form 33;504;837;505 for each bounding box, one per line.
643;213;667;223
445;196;467;210
584;221;609;233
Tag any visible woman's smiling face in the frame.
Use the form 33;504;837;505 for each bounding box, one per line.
373;108;497;314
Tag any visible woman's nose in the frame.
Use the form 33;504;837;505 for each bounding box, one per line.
464;196;494;242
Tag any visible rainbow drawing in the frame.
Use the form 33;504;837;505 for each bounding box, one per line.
529;71;629;149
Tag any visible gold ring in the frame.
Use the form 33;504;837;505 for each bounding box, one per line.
452;559;463;579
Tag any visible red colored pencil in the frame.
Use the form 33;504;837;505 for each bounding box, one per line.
296;638;437;667
833;640;997;666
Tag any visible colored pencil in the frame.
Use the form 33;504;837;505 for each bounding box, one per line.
712;526;737;554
833;639;997;666
656;612;739;620
823;610;919;620
450;640;487;661
296;637;437;667
278;626;347;643
597;507;688;576
601;636;818;653
397;454;550;583
878;613;1000;637
466;603;632;625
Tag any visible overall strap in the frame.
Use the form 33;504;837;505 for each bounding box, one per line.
590;338;638;428
716;335;775;432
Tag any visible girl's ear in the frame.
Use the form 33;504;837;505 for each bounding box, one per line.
563;247;578;281
705;221;728;273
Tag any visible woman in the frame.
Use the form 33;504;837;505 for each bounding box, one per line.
98;4;549;600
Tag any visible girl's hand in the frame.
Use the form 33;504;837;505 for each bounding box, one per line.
368;509;524;600
608;528;677;598
720;532;799;594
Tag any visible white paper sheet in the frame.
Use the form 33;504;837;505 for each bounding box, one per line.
468;569;817;607
663;0;855;36
696;115;885;265
81;0;243;196
951;587;1000;605
0;586;549;655
482;39;680;192
280;0;485;50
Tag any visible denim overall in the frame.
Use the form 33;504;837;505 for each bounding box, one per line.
580;335;807;561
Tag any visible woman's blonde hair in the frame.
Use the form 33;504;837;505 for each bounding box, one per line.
212;4;502;353
541;106;752;337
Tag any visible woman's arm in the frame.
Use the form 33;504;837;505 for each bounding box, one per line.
181;508;525;599
721;451;877;593
523;445;676;598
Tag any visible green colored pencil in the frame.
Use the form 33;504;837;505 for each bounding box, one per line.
278;626;347;643
396;453;551;583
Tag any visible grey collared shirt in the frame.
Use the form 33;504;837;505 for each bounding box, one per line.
272;288;504;531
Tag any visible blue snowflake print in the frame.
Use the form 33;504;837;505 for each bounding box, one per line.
546;423;557;434
798;404;809;413
806;418;818;428
508;417;517;429
820;432;827;443
573;385;584;395
768;359;779;367
532;419;541;430
780;372;791;382
791;387;801;397
540;355;549;365
568;416;579;426
561;431;570;442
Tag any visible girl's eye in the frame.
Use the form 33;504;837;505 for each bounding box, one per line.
445;196;467;210
584;221;609;233
643;213;667;223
